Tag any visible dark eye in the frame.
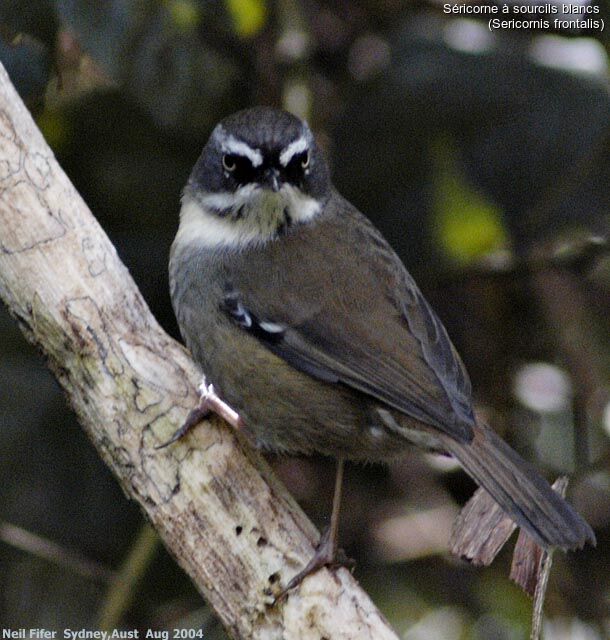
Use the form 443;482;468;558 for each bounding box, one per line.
222;154;238;172
285;151;310;183
222;154;255;184
289;151;309;170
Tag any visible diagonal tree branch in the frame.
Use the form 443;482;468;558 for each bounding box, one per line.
0;62;400;639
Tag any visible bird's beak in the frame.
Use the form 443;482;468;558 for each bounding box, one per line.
262;167;281;192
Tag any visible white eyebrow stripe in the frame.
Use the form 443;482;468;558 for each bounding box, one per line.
279;136;309;166
221;135;263;167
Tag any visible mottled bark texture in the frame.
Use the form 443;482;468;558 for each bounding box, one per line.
0;63;400;639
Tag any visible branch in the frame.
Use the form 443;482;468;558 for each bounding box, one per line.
0;62;400;639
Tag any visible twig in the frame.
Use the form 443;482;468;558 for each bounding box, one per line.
449;487;516;565
441;235;608;287
530;267;606;466
512;478;569;640
98;523;161;630
529;545;554;640
0;521;115;582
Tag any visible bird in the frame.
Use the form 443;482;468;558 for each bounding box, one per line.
166;106;595;592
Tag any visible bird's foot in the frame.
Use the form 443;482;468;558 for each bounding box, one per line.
275;526;355;602
156;376;244;449
194;377;245;431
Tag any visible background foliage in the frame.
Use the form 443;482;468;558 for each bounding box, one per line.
1;0;609;637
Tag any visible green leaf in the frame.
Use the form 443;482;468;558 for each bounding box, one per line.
433;141;507;265
225;0;267;38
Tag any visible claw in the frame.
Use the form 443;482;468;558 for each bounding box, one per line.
155;404;211;449
274;526;355;602
156;376;244;449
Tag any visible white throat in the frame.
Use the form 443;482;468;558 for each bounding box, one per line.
176;185;322;250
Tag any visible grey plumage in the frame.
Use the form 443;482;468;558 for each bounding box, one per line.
169;107;595;553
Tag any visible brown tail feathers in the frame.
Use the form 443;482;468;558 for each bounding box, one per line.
440;422;595;550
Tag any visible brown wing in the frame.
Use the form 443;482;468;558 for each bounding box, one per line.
223;194;476;443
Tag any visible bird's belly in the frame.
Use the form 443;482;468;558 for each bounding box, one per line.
197;325;412;461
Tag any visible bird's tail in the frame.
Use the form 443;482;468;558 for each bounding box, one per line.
440;423;595;550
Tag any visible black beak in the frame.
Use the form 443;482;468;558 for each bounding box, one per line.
262;167;281;192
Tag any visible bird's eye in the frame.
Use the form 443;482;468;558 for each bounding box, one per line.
222;154;238;172
286;151;309;172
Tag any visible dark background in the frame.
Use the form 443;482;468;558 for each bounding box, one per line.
1;0;609;636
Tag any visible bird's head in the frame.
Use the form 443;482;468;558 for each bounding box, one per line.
181;107;331;249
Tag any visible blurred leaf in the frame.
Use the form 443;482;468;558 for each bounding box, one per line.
434;141;507;265
165;0;200;32
36;108;70;151
225;0;267;38
477;573;532;630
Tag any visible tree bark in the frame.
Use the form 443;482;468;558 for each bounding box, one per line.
0;63;400;639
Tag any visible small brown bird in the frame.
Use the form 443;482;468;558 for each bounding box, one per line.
167;107;595;590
